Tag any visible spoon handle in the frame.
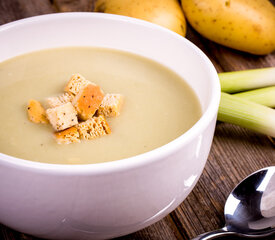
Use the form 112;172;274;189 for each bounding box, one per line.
192;228;235;240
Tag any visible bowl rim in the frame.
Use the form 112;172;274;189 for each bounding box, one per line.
0;12;221;174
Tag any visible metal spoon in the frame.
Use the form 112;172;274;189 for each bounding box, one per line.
193;166;275;239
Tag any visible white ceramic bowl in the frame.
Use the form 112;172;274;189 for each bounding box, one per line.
0;13;220;240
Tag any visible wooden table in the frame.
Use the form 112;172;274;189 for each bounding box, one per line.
0;1;274;239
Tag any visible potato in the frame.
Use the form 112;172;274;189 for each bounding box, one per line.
94;0;187;36
181;0;275;55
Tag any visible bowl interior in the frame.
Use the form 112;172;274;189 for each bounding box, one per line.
0;13;220;170
0;12;219;112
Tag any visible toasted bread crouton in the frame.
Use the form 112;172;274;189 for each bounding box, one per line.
47;93;73;108
77;115;111;140
72;84;104;120
46;102;78;131
54;126;80;144
27;99;48;124
98;94;124;117
64;73;91;95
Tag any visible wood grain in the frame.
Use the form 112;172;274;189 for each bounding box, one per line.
0;0;274;240
0;0;55;25
53;0;94;12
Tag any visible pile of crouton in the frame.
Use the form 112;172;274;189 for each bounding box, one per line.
27;74;124;144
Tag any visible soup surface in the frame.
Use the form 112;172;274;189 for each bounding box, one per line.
0;47;201;164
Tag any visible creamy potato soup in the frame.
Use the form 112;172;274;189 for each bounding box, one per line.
0;47;201;164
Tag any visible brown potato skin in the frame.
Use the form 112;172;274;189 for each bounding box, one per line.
94;0;187;37
181;0;275;55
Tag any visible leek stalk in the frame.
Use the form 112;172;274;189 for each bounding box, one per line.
218;93;275;137
233;86;275;108
219;67;275;93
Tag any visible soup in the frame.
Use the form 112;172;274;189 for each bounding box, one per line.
0;47;201;164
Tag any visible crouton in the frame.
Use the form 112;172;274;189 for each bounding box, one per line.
46;92;73;108
77;115;111;140
27;99;48;124
64;73;91;95
98;94;124;117
54;126;80;144
72;84;104;120
46;102;78;131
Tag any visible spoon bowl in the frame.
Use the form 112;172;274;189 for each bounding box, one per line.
193;166;275;239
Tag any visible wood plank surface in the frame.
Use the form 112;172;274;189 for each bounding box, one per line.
0;1;274;240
